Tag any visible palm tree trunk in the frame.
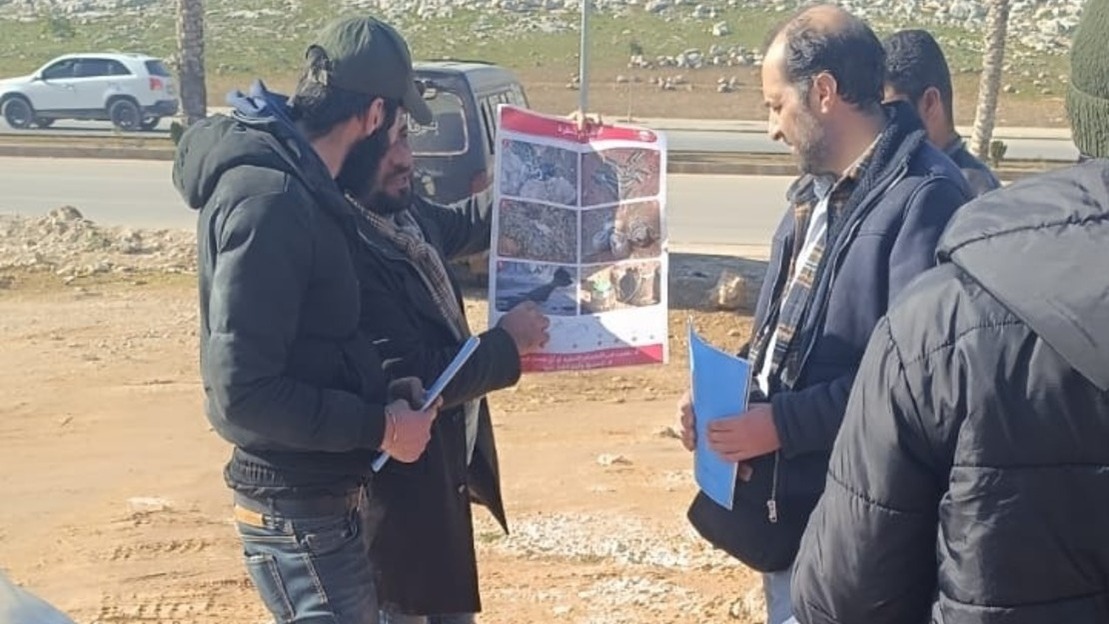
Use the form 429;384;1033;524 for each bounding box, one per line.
176;0;207;125
969;0;1011;160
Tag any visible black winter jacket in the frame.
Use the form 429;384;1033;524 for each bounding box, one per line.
792;160;1109;623
173;83;390;496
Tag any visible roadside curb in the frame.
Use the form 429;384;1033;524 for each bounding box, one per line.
0;144;175;161
633;117;1075;142
669;160;797;176
0;143;1058;180
666;160;1055;180
0;143;798;175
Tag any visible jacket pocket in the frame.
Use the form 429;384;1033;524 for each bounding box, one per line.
340;337;387;403
296;510;362;556
732;453;777;506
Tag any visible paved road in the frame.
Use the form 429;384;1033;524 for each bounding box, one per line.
0;117;1080;162
0;157;791;251
1;118;176;136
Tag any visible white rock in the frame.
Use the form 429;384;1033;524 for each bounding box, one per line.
597;453;632;466
127;496;173;513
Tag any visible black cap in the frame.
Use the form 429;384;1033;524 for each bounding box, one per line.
306;16;432;125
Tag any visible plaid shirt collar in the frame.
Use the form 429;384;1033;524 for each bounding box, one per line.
812;128;884;216
837;130;881;184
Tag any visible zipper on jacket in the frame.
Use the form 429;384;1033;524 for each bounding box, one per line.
783;216;865;389
764;165;909;522
784;164;909;389
767;450;780;524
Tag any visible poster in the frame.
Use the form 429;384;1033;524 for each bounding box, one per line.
488;105;669;372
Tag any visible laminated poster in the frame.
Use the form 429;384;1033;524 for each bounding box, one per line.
488;105;669;372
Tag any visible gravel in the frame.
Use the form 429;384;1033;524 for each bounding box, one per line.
0;207;196;279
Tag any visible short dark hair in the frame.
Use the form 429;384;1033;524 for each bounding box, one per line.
883;29;955;126
289;46;401;140
767;6;886;111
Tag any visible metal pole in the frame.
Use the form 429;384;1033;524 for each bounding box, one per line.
578;0;590;116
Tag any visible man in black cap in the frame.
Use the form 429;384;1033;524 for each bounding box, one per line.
173;15;436;624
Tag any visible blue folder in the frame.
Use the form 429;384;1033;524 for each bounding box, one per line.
688;318;752;510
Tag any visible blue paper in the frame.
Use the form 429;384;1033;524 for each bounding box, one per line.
688;318;752;510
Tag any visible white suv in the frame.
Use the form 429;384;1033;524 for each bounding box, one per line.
0;53;178;132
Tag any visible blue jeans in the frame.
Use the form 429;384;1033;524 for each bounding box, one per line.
233;489;379;624
763;567;798;624
0;571;77;624
379;612;474;624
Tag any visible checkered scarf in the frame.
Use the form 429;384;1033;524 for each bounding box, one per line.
747;146;876;393
348;194;470;343
348;193;485;464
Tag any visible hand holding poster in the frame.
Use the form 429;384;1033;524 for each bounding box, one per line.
488;106;669;372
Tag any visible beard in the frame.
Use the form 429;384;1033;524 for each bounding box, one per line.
336;125;413;215
362;181;412;215
792;103;832;176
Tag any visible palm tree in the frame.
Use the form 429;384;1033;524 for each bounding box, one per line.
969;0;1011;160
176;0;207;125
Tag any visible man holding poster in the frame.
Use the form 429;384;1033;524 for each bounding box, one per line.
337;102;548;623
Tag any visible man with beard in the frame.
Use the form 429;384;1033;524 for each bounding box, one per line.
792;0;1109;620
336;107;550;623
675;5;970;623
173;15;439;624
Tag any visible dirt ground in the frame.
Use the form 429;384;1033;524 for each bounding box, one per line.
0;270;766;624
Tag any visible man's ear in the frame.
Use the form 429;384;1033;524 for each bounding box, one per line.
358;98;386;137
920;86;945;126
812;72;838;114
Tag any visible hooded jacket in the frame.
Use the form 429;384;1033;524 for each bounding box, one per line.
792;159;1109;623
173;83;389;496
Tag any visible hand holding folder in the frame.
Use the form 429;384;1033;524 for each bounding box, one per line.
372;336;481;472
687;319;752;510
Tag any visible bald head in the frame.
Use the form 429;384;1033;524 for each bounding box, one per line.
764;3;886;110
771;3;858;48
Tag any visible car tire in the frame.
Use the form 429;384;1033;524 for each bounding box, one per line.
34;117;54;128
140;116;160;131
108;98;141;131
2;97;35;129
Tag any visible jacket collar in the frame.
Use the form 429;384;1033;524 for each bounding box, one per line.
352;199;466;336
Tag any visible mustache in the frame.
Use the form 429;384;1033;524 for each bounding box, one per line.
386;164;413;179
